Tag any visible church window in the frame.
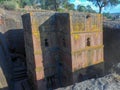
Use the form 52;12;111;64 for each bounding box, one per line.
86;14;91;19
87;38;90;46
45;39;49;47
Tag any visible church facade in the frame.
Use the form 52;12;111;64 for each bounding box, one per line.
22;11;104;90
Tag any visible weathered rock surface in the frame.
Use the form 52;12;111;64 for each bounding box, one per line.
57;20;120;90
104;20;120;30
57;74;120;90
103;20;120;74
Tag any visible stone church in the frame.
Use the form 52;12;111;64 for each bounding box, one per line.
22;11;104;90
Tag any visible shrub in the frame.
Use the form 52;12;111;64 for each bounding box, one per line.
103;12;112;19
57;8;64;12
2;1;19;10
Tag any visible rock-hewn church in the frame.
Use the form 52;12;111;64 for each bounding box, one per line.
22;11;104;90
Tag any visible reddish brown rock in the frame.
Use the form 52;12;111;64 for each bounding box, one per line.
22;12;104;90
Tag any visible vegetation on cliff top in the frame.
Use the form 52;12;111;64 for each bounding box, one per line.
0;0;95;13
0;0;120;20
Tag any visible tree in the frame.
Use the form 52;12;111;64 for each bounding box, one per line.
87;0;120;13
20;0;32;7
64;2;75;10
86;5;96;13
77;5;96;13
0;0;19;10
0;0;4;3
103;12;112;19
43;0;68;11
77;5;86;12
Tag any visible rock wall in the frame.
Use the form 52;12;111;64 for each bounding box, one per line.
70;12;104;83
22;12;47;90
0;33;12;90
0;9;25;55
103;20;120;74
0;9;25;90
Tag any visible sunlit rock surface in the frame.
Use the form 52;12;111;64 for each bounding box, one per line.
104;20;120;30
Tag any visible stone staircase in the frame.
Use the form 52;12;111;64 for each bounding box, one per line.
12;59;31;90
13;66;27;81
12;59;27;81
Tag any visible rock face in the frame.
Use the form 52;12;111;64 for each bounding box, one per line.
0;9;27;90
0;9;25;56
0;33;12;90
103;20;120;74
3;10;25;56
104;20;120;30
57;74;120;90
0;32;30;90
